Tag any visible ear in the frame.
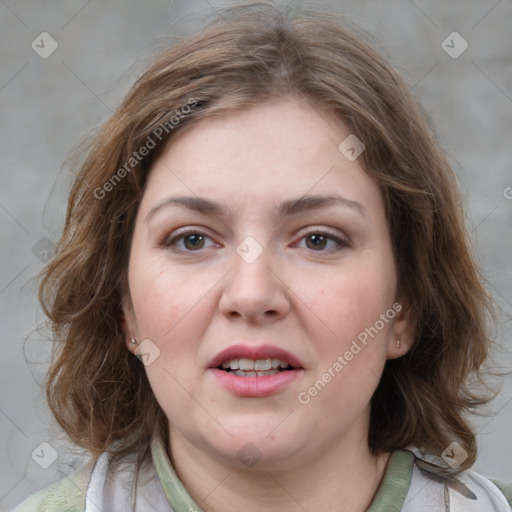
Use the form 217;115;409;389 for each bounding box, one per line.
120;295;138;354
386;300;415;360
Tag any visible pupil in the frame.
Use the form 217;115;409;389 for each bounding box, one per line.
307;234;326;250
185;234;203;250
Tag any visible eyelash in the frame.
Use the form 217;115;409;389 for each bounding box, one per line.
159;227;349;254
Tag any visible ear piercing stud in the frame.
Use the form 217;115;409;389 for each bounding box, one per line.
130;338;137;345
396;338;401;349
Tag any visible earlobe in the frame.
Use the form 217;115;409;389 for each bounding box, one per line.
387;301;415;360
120;297;138;353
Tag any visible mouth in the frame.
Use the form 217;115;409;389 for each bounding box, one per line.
207;344;304;397
208;344;304;374
218;357;296;377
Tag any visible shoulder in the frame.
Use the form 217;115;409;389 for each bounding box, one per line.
11;459;94;512
462;471;512;509
403;458;512;511
12;447;172;512
490;478;512;507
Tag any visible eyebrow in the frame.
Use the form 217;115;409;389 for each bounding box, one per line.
144;193;367;224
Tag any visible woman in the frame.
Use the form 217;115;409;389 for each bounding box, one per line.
14;2;511;511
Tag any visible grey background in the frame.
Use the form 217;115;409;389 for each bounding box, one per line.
1;0;511;509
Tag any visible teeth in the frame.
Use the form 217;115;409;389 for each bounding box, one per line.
238;358;255;371
254;358;272;371
222;359;239;370
220;358;291;371
230;369;281;377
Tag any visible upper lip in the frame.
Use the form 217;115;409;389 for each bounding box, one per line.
208;344;304;369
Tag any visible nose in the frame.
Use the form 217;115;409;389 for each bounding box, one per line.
218;241;291;324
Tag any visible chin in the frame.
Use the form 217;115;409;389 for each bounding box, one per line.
202;416;307;471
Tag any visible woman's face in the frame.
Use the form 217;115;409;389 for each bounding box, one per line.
123;97;412;471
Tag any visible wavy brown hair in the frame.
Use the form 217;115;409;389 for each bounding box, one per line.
37;1;496;473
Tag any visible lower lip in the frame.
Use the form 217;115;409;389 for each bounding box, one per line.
209;368;303;397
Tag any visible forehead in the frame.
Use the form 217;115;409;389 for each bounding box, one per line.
139;98;384;220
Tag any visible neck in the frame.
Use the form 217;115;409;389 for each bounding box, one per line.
167;426;391;512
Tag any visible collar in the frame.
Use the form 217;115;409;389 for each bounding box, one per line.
150;433;415;511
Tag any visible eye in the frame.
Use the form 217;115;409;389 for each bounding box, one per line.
296;230;349;253
160;228;349;254
161;229;217;252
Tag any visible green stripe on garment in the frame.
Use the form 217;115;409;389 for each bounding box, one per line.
367;450;415;512
151;434;205;512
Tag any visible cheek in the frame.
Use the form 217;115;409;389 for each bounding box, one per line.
128;254;221;387
129;252;210;339
130;260;214;424
299;254;397;347
296;253;397;414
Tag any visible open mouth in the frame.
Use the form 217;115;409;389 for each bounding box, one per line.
218;358;296;378
209;346;304;396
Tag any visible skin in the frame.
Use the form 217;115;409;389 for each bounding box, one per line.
122;96;414;512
